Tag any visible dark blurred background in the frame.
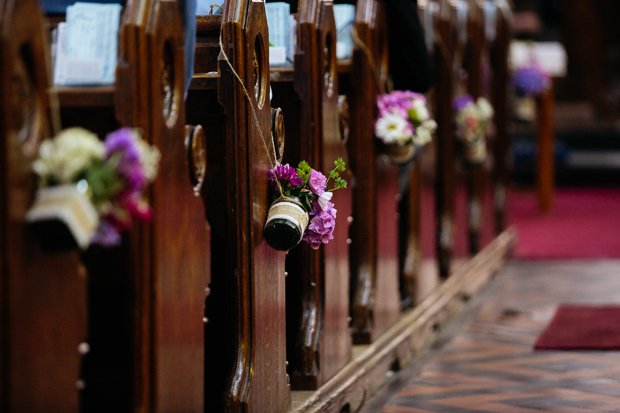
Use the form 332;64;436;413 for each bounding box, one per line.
510;0;620;186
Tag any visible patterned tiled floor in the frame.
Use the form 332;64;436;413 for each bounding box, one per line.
367;260;620;413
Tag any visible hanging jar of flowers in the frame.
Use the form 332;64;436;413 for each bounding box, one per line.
512;61;551;121
374;91;436;165
453;95;494;167
264;158;347;252
26;127;160;251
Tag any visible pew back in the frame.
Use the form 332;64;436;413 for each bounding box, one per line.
0;0;87;411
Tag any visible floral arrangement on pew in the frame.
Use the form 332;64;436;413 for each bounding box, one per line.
453;95;494;166
374;91;437;164
511;62;551;121
264;159;347;251
512;62;550;96
26;127;160;251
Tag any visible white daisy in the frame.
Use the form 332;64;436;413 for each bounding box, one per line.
375;112;411;144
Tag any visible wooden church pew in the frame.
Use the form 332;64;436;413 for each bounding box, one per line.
463;0;485;255
490;0;512;233
397;0;441;308
44;1;209;411
343;0;402;344
0;1;88;411
188;0;290;411
269;0;354;390
432;0;458;279
462;0;499;255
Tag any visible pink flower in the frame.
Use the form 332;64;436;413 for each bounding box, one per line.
303;201;337;249
466;116;479;132
377;91;425;119
308;170;327;195
269;163;303;189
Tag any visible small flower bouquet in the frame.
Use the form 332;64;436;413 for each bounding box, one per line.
264;159;347;251
453;95;494;166
26;127;160;251
512;62;550;96
512;62;551;121
375;90;437;164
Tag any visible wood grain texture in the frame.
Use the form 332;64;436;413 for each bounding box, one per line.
217;0;290;410
347;0;401;345
49;1;209;410
399;162;422;308
536;87;555;214
145;2;210;411
274;0;353;390
491;1;512;234
433;0;456;279
464;0;486;255
0;0;87;411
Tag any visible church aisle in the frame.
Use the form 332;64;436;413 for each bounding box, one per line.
363;260;620;412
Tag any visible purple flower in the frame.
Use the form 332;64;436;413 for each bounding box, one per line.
303;201;337;249
453;95;474;112
104;128;146;192
513;65;549;95
269;163;303;189
308;170;327;195
377;91;425;119
91;220;122;247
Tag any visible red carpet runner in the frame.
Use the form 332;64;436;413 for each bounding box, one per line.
508;189;620;259
535;305;620;350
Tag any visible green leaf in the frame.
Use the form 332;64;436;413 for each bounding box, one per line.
334;157;346;172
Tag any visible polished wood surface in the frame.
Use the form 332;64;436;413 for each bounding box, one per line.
399;162;422;308
272;0;353;390
0;0;518;410
216;0;290;410
464;0;486;255
144;3;210;411
45;1;209;410
347;0;401;344
537;87;555;214
0;0;87;411
491;1;512;234
433;0;457;279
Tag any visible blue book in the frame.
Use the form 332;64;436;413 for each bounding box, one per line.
333;4;355;60
265;2;290;66
39;0;122;14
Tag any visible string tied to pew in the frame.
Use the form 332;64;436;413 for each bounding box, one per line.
209;4;223;15
218;35;284;195
350;25;387;95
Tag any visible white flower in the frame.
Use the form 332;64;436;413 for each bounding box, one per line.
318;191;333;210
422;119;437;133
414;127;432;146
33;127;105;184
409;99;430;122
138;139;161;182
477;97;494;121
375;112;411;145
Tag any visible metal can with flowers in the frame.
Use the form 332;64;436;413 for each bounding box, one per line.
374;91;436;165
264;159;347;252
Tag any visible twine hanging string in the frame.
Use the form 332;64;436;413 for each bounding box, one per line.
209;4;223;15
218;35;283;194
350;25;387;95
